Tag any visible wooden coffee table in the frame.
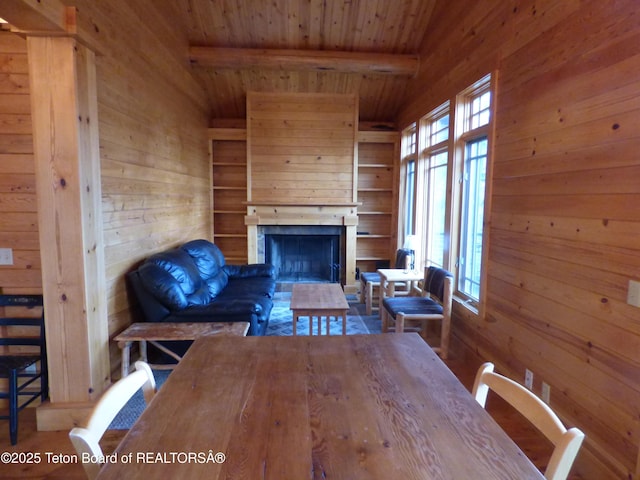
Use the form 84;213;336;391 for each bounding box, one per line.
290;283;349;335
114;321;249;377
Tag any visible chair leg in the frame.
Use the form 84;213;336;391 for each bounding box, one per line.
440;315;451;360
396;312;406;333
365;281;373;316
9;368;18;445
381;304;388;332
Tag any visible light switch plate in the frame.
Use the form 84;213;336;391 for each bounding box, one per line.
627;279;640;308
0;248;13;265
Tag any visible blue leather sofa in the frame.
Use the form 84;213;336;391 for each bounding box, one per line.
127;239;276;336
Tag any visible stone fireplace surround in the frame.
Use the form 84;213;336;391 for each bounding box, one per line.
245;204;359;293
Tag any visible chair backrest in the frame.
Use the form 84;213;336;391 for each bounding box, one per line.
394;248;412;269
0;294;45;353
422;267;453;313
69;361;156;480
423;267;452;300
472;362;585;480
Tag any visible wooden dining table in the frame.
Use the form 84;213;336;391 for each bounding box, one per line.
96;333;544;479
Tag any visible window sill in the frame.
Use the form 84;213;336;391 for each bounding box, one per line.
453;295;480;317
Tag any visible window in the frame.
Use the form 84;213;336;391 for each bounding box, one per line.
458;137;487;299
419;103;450;269
401;73;493;315
405;159;415;237
425;151;448;268
455;74;492;303
401;123;417;238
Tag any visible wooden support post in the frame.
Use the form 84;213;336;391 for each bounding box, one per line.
27;36;110;430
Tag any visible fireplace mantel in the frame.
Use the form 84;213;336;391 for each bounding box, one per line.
245;204;358;293
245;201;361;207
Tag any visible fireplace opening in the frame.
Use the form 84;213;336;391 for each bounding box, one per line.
262;226;343;286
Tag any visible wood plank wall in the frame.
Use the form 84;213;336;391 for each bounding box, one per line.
247;92;357;204
0;1;213;373
0;31;40;296
0;30;41;409
397;1;640;478
80;0;212;365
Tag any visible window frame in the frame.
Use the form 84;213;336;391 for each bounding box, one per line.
416;102;451;272
450;73;496;314
401;73;496;319
400;123;418;242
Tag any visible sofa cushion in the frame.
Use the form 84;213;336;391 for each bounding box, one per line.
137;263;189;310
139;248;210;309
181;239;230;298
206;270;229;298
224;263;276;279
224;276;276;300
182;239;227;274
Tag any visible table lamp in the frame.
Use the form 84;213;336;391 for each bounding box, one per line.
403;235;417;270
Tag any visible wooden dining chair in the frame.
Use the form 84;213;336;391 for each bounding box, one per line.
69;361;156;480
0;294;48;445
472;362;585;480
380;266;453;358
359;248;412;315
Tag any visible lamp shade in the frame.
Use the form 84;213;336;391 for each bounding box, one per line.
403;234;418;251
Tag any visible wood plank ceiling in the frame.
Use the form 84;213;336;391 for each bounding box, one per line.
158;0;437;122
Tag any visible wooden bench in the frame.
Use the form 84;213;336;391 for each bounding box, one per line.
114;322;249;377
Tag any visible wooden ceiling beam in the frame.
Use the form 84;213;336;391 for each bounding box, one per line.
0;0;69;34
189;46;419;77
0;0;103;54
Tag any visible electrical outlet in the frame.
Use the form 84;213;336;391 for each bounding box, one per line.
541;382;551;404
0;248;13;265
524;369;533;390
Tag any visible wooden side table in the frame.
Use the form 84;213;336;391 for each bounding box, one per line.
114;321;249;377
377;268;423;299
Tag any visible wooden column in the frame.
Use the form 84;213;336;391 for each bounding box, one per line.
27;36;110;430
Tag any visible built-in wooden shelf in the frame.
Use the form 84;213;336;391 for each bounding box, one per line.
356;131;399;278
210;131;249;263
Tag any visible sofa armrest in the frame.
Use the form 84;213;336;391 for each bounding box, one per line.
224;263;276;279
126;271;171;323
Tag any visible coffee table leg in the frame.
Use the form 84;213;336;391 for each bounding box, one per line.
293;312;298;335
326;316;330;335
342;314;346;335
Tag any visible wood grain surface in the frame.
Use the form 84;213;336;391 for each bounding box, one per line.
97;334;543;479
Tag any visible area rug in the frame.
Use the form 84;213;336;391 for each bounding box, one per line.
109;293;382;429
266;293;380;336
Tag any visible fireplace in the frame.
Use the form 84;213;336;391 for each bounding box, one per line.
260;226;344;285
245;204;358;293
